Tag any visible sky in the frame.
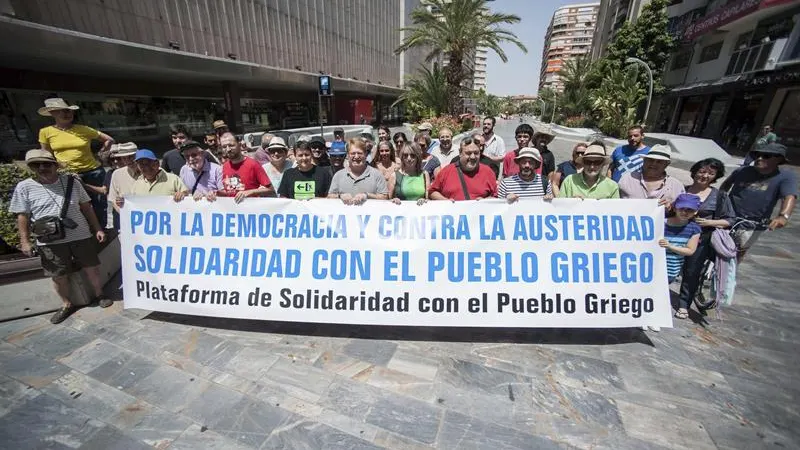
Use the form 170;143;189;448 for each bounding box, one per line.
485;0;589;96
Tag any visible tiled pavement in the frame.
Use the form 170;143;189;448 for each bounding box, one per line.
1;123;798;449
1;220;798;449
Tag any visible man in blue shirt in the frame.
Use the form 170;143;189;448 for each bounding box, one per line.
721;143;797;261
608;125;650;182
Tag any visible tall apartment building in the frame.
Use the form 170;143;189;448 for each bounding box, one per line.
0;0;427;155
540;2;601;92
654;0;800;159
590;0;653;61
473;48;489;91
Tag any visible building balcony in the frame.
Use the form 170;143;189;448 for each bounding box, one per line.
725;38;787;76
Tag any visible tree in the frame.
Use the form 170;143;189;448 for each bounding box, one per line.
475;89;503;118
556;56;596;125
396;0;527;115
392;64;449;119
604;0;675;95
591;65;645;137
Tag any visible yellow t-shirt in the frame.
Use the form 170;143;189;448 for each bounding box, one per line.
38;125;101;173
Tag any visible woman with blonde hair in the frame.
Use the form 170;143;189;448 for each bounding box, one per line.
389;142;429;205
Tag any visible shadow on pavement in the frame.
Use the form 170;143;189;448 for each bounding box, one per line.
142;311;654;346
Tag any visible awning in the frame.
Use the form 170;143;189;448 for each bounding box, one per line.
0;16;403;98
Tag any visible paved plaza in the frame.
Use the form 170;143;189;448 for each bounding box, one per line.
0;123;798;449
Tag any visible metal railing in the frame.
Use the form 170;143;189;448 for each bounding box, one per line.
725;39;787;76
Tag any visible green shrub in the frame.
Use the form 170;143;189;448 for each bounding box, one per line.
0;163;32;251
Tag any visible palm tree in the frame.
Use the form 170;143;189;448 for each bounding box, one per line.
392;64;449;119
557;57;596;125
396;0;527;115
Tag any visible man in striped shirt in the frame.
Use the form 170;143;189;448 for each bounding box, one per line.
498;148;553;202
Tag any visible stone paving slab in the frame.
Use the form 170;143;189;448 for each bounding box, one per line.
1;121;799;448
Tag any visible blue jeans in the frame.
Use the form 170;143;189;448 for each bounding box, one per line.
79;167;108;228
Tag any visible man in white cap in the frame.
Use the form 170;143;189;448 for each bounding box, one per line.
498;148;552;202
9;149;111;324
618;144;683;206
106;142;139;230
558;142;620;199
417;121;440;154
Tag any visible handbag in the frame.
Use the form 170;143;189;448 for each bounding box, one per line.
31;176;75;243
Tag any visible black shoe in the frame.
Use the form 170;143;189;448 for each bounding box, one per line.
50;305;77;324
97;297;113;308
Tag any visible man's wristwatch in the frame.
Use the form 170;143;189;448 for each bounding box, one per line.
781;213;791;221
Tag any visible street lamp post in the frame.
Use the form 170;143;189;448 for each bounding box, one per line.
626;57;653;126
538;99;546;121
551;94;558;124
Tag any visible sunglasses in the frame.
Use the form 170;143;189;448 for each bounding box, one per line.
401;153;418;159
752;152;780;160
582;159;604;166
29;162;55;168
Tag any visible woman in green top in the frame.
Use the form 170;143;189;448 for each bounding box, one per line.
389;143;429;205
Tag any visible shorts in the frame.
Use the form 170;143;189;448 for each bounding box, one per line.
39;238;100;277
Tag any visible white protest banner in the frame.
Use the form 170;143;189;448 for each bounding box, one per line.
121;197;672;328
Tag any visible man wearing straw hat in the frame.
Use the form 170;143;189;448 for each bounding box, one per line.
9;149;113;324
558;142;620;199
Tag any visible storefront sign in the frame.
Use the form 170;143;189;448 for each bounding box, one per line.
745;70;800;88
683;0;794;41
120;197;672;328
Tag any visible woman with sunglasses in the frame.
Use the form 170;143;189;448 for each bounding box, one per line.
371;140;398;183
550;142;586;197
262;137;295;195
415;133;441;179
389;143;429;205
393;132;408;157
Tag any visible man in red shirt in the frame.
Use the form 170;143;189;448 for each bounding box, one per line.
429;136;497;201
502;123;536;178
218;132;273;202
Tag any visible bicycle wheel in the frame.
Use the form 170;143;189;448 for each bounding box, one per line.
694;259;718;312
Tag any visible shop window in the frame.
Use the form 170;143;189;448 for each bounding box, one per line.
774;90;800;157
676;96;704;135
699;42;723;63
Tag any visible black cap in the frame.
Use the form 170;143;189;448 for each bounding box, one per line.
179;140;203;152
309;137;326;147
754;142;788;162
333;127;344;135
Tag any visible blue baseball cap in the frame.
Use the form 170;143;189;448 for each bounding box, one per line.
674;193;701;211
134;149;158;161
329;141;346;156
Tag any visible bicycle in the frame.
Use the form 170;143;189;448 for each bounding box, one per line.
693;217;769;315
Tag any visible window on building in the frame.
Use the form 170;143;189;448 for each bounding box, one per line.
699;42;723;63
670;50;692;70
733;32;753;53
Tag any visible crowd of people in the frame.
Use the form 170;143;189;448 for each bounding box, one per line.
9;98;798;326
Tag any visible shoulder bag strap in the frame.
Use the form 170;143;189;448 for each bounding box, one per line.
190;171;205;195
455;165;471;200
60;176;75;220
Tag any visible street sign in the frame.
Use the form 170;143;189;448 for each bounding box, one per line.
319;75;332;96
